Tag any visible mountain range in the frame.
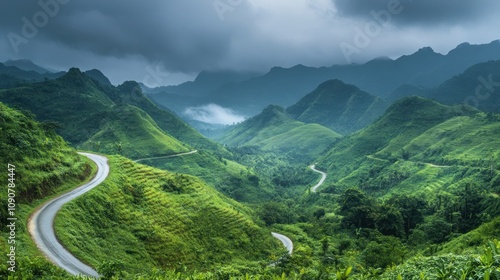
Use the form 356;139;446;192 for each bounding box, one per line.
147;40;500;118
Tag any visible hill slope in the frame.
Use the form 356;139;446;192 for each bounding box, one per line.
0;68;190;158
219;105;340;161
0;102;95;279
55;156;281;274
287;79;387;134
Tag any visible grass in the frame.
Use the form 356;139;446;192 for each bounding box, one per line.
0;101;98;279
54;156;282;275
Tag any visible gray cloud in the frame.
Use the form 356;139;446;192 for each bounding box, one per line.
332;0;500;26
0;0;499;85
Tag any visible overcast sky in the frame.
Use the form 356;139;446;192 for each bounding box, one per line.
1;0;499;86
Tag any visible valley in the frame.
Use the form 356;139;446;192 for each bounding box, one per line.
1;41;500;279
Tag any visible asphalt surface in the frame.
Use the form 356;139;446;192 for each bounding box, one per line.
309;164;327;192
271;232;293;255
29;152;109;277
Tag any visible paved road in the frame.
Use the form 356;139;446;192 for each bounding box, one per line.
29;152;109;277
309;164;327;193
271;232;293;255
134;150;198;162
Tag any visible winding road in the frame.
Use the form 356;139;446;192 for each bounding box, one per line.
29;150;294;275
28;152;109;277
134;150;198;162
271;232;293;255
309;164;327;193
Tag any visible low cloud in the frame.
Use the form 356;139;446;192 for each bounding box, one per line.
184;104;245;125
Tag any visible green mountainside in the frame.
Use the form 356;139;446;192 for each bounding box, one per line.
219;105;341;162
55;156;281;275
0;102;95;279
0;68;191;158
287;79;388;134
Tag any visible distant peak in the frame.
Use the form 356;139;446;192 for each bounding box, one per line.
263;104;285;113
416;46;435;54
456;42;471;49
67;67;83;75
316;79;358;92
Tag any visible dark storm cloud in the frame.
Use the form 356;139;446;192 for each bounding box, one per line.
0;0;253;72
332;0;500;26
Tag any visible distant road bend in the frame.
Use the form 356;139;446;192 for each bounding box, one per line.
29;152;109;278
271;232;293;255
309;164;327;193
134;150;198;162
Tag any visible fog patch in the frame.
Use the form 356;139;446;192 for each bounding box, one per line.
184;104;245;125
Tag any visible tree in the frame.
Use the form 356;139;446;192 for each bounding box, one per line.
387;194;426;236
375;204;404;237
339;188;377;229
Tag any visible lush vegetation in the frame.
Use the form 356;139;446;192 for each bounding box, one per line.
0;102;96;279
0;68;217;158
219;105;340;163
54;156;282;276
287;79;387;134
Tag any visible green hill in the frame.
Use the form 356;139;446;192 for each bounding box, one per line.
219;105;340;161
0;102;95;279
0;68;190;158
55;156;281;275
287;79;388;134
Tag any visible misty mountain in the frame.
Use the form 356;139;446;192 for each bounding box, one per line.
0;62;64;86
144;70;261;96
286;79;388;134
3;59;53;74
84;69;113;86
150;41;500;117
427;60;500;112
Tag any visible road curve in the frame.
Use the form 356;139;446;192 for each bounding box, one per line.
271;232;293;255
309;164;327;193
29;152;110;277
134;150;198;162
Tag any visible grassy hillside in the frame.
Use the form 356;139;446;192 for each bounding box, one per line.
0;102;95;279
112;81;227;154
219;105;340;163
55;156;282;276
287;79;388;134
79;105;189;158
0;68;190;158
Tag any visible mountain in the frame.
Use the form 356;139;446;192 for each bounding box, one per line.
428;60;500;112
385;84;428;103
286;79;388;134
150;41;500;117
315;96;499;197
219;105;341;161
0;62;64;87
144;70;261;96
0;68;190;158
84;69;113;86
3;59;52;74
